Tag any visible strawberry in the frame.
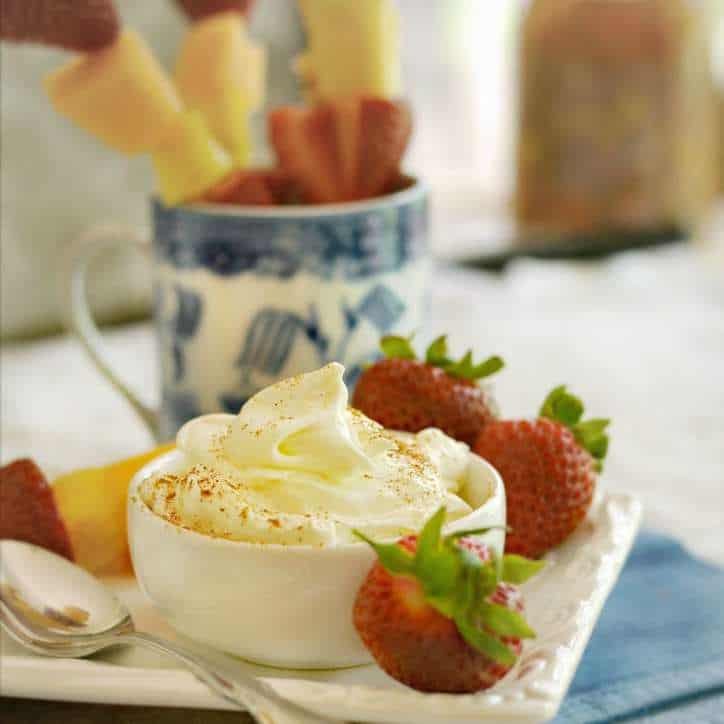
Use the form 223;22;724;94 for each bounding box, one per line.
353;508;543;693
269;104;341;204
199;168;288;206
356;98;412;198
474;386;610;559
352;335;504;446
0;458;74;561
175;0;254;22
0;0;120;52
268;97;412;204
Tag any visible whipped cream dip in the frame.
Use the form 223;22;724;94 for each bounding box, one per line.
140;363;473;546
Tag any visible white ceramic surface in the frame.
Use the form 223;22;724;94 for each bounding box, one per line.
127;448;507;669
1;492;642;723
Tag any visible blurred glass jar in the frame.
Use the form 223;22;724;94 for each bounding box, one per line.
515;0;719;244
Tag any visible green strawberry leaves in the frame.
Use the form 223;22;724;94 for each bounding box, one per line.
380;334;505;382
355;507;543;666
425;335;451;367
455;614;517;666
478;601;536;639
539;386;610;471
380;334;417;360
353;531;415;575
501;554;546;584
539;386;584;427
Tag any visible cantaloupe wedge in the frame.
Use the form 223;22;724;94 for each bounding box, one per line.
151;111;234;205
52;443;175;576
175;11;266;165
295;0;401;101
44;30;182;155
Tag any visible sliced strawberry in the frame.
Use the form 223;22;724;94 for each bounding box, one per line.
268;97;412;204
202;169;275;206
382;172;416;195
175;0;254;21
354;97;412;199
200;168;298;206
0;0;120;52
263;168;300;205
269;105;342;203
0;459;74;561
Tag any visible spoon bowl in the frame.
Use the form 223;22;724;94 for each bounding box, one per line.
0;540;339;724
0;538;131;649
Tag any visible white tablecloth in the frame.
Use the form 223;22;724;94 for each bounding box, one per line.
2;240;723;565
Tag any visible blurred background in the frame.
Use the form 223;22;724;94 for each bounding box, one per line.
2;0;722;340
1;0;723;562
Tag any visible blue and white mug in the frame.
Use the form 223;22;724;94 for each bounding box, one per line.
69;182;430;441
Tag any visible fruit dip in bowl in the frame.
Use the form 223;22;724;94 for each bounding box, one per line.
128;363;506;669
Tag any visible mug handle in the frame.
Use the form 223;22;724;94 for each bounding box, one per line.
67;224;160;440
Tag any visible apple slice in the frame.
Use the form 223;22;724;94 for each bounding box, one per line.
44;30;182;155
295;0;401;102
52;443;174;576
0;459;74;560
0;0;120;52
175;11;266;165
151;111;234;206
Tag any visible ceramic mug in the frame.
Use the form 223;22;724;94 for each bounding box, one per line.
69;182;430;441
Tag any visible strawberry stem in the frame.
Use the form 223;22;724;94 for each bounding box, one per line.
379;333;505;381
539;386;610;470
380;334;416;360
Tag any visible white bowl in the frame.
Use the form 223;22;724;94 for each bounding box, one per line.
127;449;506;670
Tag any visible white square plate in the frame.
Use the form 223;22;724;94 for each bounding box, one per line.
0;492;641;724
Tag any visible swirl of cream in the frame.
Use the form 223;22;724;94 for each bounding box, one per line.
140;363;473;545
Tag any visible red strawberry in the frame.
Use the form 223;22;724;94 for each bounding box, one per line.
175;0;254;21
268;97;412;204
354;97;412;199
353;508;542;693
352;335;503;446
382;171;415;195
200;168;299;207
0;459;74;561
0;0;120;52
474;386;610;558
269;104;342;204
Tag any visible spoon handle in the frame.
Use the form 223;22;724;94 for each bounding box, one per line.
118;631;338;724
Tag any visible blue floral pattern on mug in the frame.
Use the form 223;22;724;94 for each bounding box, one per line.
153;197;427;281
215;283;405;412
153;186;429;437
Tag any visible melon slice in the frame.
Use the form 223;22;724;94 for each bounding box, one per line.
295;0;401;101
175;11;267;165
151;111;234;205
53;443;175;576
44;30;182;155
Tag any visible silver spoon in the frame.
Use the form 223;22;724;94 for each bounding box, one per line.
0;540;340;724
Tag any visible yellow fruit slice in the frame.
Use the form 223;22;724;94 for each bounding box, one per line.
175;11;267;165
53;443;174;576
44;30;182;156
151;111;234;205
295;0;401;101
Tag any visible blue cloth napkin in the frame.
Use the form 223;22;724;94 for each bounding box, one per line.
556;530;724;723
